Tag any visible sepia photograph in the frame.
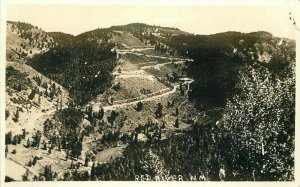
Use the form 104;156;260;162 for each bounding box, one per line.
1;0;298;185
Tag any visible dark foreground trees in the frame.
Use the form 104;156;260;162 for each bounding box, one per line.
216;64;295;180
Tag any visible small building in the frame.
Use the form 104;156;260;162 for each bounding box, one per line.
179;78;194;90
178;78;194;98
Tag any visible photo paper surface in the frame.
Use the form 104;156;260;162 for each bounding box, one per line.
1;0;298;186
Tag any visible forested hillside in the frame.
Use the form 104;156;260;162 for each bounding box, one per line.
48;32;75;46
29;40;117;105
167;32;295;110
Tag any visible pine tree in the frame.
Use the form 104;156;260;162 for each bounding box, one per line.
17;135;22;144
12;135;18;145
61;135;66;149
31;130;41;149
5;145;8;158
5;109;9;120
136;102;143;111
22;129;26;139
175;118;179;128
44;165;53;181
84;156;89;167
32;156;37;166
155;103;163;118
28;159;32;167
14;108;19;122
58;138;61;151
98;107;104;119
91;162;96;180
43;142;47;150
5;132;12;145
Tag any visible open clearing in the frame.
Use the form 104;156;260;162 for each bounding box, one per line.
94;146;125;163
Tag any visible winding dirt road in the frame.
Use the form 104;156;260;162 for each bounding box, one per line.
91;45;192;111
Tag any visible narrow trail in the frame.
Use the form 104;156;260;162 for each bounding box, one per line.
115;74;155;80
116;47;193;62
116;47;154;53
140;60;185;70
112;69;155;80
94;86;178;111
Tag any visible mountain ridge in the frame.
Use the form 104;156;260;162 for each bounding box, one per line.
8;20;289;41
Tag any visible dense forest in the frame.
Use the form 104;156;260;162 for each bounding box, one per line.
48;32;75;46
28;40;117;105
43;107;84;159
